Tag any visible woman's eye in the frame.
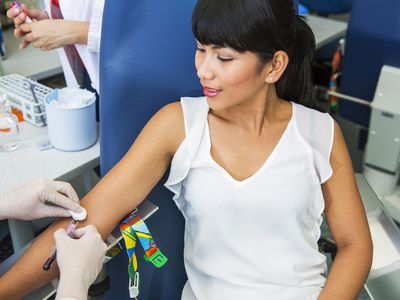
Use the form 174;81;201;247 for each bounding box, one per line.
196;47;206;53
218;56;234;62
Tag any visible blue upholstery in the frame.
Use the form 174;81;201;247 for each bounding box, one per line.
339;0;400;127
299;4;309;16
100;1;200;299
300;0;353;14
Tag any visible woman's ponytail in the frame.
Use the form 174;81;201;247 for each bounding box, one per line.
275;15;316;108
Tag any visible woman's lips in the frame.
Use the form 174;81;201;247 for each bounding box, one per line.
203;86;221;97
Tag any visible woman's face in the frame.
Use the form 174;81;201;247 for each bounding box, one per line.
195;42;270;111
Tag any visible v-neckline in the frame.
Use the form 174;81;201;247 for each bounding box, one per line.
205;102;295;185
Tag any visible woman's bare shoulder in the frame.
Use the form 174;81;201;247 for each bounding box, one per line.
148;101;185;155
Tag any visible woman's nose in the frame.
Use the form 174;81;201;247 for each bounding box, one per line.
196;57;214;81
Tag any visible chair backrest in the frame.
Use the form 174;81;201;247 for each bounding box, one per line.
100;1;200;299
339;0;400;127
300;0;353;14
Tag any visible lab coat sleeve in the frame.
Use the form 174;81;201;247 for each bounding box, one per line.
87;0;105;52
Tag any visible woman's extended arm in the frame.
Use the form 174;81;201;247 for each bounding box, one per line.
319;121;373;300
0;102;185;299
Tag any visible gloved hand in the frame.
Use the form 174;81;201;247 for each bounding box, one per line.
54;225;107;300
0;178;82;221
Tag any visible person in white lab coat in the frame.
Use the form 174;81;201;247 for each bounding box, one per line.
0;178;106;300
7;0;104;94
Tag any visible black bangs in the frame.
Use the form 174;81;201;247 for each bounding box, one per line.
191;0;316;107
192;0;275;54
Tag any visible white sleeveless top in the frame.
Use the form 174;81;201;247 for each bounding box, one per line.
165;97;334;300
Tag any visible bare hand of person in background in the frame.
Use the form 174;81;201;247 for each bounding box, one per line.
18;19;89;51
6;3;89;50
6;3;49;49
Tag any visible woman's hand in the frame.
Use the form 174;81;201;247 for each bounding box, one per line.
7;3;49;49
7;3;49;25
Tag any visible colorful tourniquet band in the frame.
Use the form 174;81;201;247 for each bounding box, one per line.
120;210;168;298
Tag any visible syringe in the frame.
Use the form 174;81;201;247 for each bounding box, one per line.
43;220;79;271
9;1;33;24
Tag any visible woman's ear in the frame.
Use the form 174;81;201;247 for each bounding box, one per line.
265;51;289;83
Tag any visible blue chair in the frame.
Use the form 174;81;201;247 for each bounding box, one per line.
300;0;353;15
298;4;309;16
100;1;200;299
339;0;400;127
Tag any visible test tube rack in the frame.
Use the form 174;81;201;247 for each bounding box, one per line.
0;74;53;127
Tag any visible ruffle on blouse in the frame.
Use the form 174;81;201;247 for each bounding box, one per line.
164;97;209;210
294;103;334;185
292;102;334;228
312;147;334;185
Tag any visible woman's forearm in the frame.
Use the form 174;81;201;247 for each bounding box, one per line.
318;244;372;300
0;219;66;299
0;177;144;298
66;21;89;45
0;104;181;298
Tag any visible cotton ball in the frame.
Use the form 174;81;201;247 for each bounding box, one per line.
70;207;87;221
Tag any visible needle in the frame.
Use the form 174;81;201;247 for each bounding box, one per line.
43;220;79;271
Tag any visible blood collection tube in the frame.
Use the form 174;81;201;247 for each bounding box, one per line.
9;1;33;23
43;248;57;271
43;221;79;271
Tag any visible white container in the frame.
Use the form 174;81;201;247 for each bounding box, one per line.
45;89;97;151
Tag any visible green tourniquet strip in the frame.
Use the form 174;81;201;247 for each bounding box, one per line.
120;210;168;298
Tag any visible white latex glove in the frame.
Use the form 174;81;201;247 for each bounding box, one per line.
55;225;107;300
0;178;82;221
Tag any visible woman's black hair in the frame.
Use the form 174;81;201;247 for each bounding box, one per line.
192;0;316;107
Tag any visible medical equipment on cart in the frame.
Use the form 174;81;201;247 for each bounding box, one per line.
0;74;52;127
43;220;79;271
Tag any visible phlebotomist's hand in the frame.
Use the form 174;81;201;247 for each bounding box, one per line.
0;178;83;221
18;19;89;51
54;225;107;300
6;3;49;49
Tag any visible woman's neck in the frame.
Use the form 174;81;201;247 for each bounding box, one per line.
210;86;290;135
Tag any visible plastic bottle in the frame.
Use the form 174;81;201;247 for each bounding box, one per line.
0;96;21;152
